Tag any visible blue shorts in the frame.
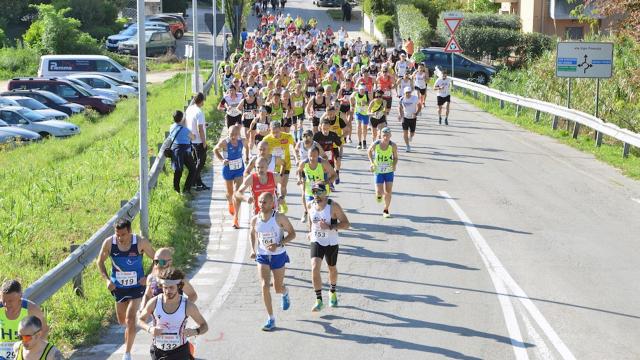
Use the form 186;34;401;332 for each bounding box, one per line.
375;172;394;184
222;166;245;181
256;252;290;270
355;113;369;125
111;286;145;303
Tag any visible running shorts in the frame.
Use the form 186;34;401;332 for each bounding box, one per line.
437;95;451;106
355;113;369;125
375;172;394;184
256;252;290;270
310;242;339;266
222;165;245;180
415;86;426;96
402;117;417;133
111;286;145;303
369;115;386;129
150;342;194;360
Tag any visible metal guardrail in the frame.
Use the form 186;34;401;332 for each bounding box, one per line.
451;78;640;157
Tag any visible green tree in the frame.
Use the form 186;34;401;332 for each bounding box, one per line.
464;0;500;13
52;0;121;40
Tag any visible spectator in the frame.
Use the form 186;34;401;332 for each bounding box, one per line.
241;28;248;47
143;247;198;305
404;37;414;59
0;280;49;359
169;110;196;195
185;93;209;191
13;316;63;360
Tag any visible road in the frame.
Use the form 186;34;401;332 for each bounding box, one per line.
74;0;640;359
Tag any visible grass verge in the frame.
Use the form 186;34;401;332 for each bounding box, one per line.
453;88;640;180
0;73;223;351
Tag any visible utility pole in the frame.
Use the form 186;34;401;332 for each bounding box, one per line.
192;0;201;93
136;0;149;239
213;0;218;94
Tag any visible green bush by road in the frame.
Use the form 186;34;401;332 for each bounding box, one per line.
0;73;222;351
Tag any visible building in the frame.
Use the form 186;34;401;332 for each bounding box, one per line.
493;0;612;39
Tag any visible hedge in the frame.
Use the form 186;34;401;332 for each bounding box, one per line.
455;26;553;62
374;15;395;38
396;2;434;48
363;0;395;16
436;12;521;43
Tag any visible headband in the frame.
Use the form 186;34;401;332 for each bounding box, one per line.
158;279;183;286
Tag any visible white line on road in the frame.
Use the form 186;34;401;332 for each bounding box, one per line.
632;198;640;205
440;191;576;360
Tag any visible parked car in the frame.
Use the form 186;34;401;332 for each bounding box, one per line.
106;21;171;52
315;0;341;7
0;119;42;142
0;132;16;146
118;29;176;57
0;89;85;116
420;47;497;85
88;73;139;91
68;74;138;98
38;55;138;83
0;106;80;137
4;96;69;120
65;77;120;102
7;78;116;114
0;97;20;107
146;14;187;39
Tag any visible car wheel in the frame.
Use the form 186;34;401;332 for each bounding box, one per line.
38;132;51;138
474;72;488;85
175;29;184;39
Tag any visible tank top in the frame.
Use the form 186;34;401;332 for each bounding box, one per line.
251;172;277;214
309;200;339;246
303;159;326;197
224;94;243;117
340;87;353;104
354;93;369;114
110;235;144;289
224;138;244;171
415;71;427;89
373;140;394;174
152;295;188;351
255;210;285;256
270;102;283;121
378;75;393;95
291;94;305;116
312;96;326;119
396;61;408;77
16;342;54;360
299;141;319;163
329;116;344;137
399;79;412;94
369;99;385;119
0;299;29;359
243;97;258;121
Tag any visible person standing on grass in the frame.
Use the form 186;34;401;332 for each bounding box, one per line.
169;110;197;196
434;69;452;125
185;92;210;191
97;219;155;360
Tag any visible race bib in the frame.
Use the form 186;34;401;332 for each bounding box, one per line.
313;230;327;240
228;158;243;170
115;271;137;287
227;108;241;117
155;334;181;351
244;111;255;120
383;90;391;97
372;111;384;119
259;232;276;247
272;147;285;159
294;100;304;108
315;110;325;119
377;163;391;173
257;123;269;132
307;86;316;93
0;342;16;360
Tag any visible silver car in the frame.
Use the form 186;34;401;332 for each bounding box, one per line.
0;119;42;142
68;74;138;98
0;106;80;138
5;96;69;120
65;77;120;102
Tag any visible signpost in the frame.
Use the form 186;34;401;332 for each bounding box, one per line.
443;12;463;78
556;42;613;141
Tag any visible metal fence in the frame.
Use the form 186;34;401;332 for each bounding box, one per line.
452;78;640;158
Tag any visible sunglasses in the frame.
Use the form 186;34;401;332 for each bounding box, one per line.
154;259;170;267
311;189;326;195
303;134;313;137
18;329;40;343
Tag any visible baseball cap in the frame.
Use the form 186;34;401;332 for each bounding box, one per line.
303;129;313;137
358;84;366;90
247;87;255;95
381;127;391;134
271;120;282;128
403;86;412;94
311;182;327;192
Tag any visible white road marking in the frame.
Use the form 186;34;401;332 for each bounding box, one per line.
632;198;640;205
520;307;554;360
440;191;576;360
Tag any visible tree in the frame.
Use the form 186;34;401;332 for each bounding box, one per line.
587;0;640;42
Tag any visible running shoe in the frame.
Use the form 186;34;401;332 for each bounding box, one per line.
439;117;442;125
329;292;338;307
445;118;449;125
282;292;291;310
301;212;308;223
329;183;336;192
376;196;383;203
406;144;411;153
122;353;132;360
335;175;340;185
278;199;288;214
311;299;324;312
262;318;276;331
228;202;235;216
383;210;391;218
232;217;240;229
357;143;362;150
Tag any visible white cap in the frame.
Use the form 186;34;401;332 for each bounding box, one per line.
403;86;412;93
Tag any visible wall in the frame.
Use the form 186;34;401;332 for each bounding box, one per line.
362;12;389;45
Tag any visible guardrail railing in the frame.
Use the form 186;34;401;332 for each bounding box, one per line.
451;77;640;158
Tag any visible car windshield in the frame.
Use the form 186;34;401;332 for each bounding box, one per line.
17;108;47;122
16;98;47;110
42;92;68;105
73;84;93;97
121;26;138;36
0;120;8;127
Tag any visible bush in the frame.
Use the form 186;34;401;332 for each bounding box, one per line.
54;0;121;40
163;0;189;14
515;32;555;63
0;27;5;47
397;2;435;48
374;15;395;38
364;0;394;16
0;43;39;79
436;12;521;43
413;0;461;28
456;26;521;59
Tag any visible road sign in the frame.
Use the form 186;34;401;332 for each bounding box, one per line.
444;37;463;53
185;44;193;59
443;11;463;19
204;13;226;36
556;42;613;78
444;18;462;34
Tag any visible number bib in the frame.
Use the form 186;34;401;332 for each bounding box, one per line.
227;108;241;117
372;111;384;119
228;158;243;170
155;334;181;351
313;230;327;240
377;163;391;173
259;232;276;247
0;342;16;360
115;271;137;287
307;86;315;93
256;123;269;132
383;90;391;97
315;110;325;119
294;100;304;108
244;111;254;120
272;147;285;159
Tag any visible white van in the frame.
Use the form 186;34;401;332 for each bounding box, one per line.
38;55;138;83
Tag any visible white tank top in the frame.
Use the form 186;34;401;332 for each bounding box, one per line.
255;210;286;256
268;155;276;172
298;140;319;163
396;61;408;77
152;295;188;351
224;94;244;116
415;72;427;89
309;200;339;246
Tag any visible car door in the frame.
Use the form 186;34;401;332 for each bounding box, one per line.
432;52;452;74
57;84;82;100
148;33;161;56
454;55;473;79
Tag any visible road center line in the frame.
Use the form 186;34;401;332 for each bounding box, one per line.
440;191;576;360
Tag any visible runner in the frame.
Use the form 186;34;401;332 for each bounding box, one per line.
394;53;410;79
144;247;198;305
313;115;342;190
235;156;281;215
367;127;398;218
244;140;284;176
367;89;388;140
138;268;208;360
350;84;370;150
213;124;246;229
218;85;244;128
13;316;62;360
413;63;429;106
249;192;297;331
0;280;49;360
290;83;306;142
434;69;452;125
249;107;271;149
398;86;422;153
97;219;155;360
376;65;395;116
306;182;350;311
324;106;348;183
280;89;295;135
306;86;327;134
336;77;354;143
238;87;261;160
297;147;336;222
263;120;295;214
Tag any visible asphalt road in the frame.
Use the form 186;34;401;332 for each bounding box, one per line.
74;1;640;359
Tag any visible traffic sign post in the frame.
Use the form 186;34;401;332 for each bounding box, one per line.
443;12;464;78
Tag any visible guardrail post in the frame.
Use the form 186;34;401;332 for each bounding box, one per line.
572;123;580;139
164;131;169;138
499;99;505;109
535;110;541;122
485;94;489;103
595;132;603;147
157;143;162;152
552;116;559;130
473;91;478;100
515;105;520;117
566;120;572;131
120;199;128;208
623;143;631;158
69;245;84;297
150;156;156;169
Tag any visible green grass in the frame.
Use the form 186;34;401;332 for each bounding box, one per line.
0;73;223;351
453;88;640;180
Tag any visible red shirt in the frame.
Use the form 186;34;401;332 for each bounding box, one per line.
251;172;277;214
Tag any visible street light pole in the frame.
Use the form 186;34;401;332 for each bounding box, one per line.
192;0;201;93
136;0;149;239
213;0;218;94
